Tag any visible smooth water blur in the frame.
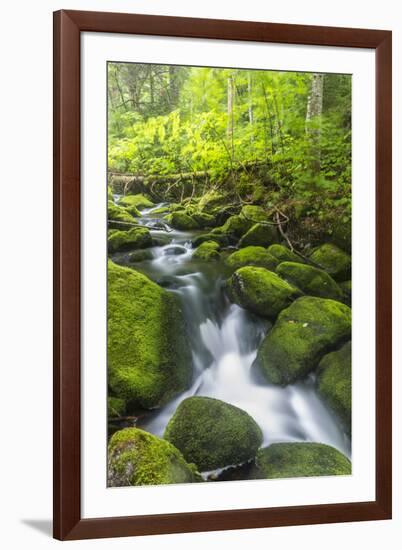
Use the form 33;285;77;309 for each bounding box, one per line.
119;202;351;459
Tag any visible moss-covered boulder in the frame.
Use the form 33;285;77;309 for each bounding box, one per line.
151;205;170;215
119;193;154;211
198;190;227;213
164;396;263;471
211;214;251;239
108;261;192;410
108;428;200;486
253;296;351;385
253;443;351;479
227;267;300;319
108;227;152;253
267;244;304;264
317;342;352;436
191;211;216;228
331;221;351;254
240;204;268;222
225;246;279;272
192;232;231;248
108;396;126;419
108;202;137;229
129;249;154;263
309;243;351;281
276;262;343;301
192;241;220;261
239;223;278;248
165;211;200;230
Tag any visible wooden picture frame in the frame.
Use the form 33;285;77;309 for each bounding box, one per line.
53;9;392;541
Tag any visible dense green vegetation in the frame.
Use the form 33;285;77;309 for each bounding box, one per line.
108;63;351;241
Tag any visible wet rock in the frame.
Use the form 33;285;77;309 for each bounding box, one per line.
239;223;278;248
253;296;351;385
164;396;263;471
267;244;305;264
119;193;154;211
227;266;300;319
129;249;154;262
309;243;351;281
192;241;220;261
108;201;138;229
165;211;200;230
164;245;187;256
108;428;201;486
339;280;352;306
108;227;152;253
225;246;279;271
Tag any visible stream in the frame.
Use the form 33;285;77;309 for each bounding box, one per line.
111;201;351;468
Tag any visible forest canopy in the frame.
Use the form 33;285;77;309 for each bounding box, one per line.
108;63;351;242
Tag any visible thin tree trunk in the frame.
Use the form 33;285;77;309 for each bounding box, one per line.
227;74;235;162
306;73;324;174
247;72;254;126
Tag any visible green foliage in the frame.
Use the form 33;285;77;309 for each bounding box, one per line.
164;396;263;471
108;428;201;486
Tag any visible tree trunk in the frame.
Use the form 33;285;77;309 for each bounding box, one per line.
227;74;235;161
306;73;324;174
247;72;254;126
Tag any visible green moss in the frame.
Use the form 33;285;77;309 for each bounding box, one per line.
108;202;137;229
107;186;114;201
225;246;279;271
239;223;278;248
253;296;351;385
108;428;201;486
151;205;170;215
165;211;200;230
253;443;351;479
108;261;192;410
191;211;216;228
331;221;351;254
267;244;305;264
198;190;227;213
108;227;152;253
276;261;343;301
317;342;351;436
108;396;126;418
240;204;268;222
192;240;220;261
119;193;154;210
227;267;300;319
192;232;232;248
309;243;351;281
164;396;263;471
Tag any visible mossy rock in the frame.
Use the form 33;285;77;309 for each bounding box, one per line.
211;214;251;239
225;246;279;272
119;193;154;211
331;221;351;254
192;241;220;261
192;232;232;248
227;267;300;319
150;205;170;215
108;396;126;419
107;186;114;201
108;202;137;229
108;428;201;486
276;261;343;301
267;244;305;265
253;296;351;385
339;280;352;306
164;396;263;471
108;261;192;410
198;190;227;213
129;249;154;263
317;342;352;436
309;243;351;281
239;223;278;248
165;211;200;230
240;204;268;222
191;211;216;228
108;227;152;253
253;443;351;479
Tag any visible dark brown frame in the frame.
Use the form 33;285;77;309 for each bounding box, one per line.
53;9;392;541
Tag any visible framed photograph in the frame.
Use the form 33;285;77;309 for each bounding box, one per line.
53;10;392;540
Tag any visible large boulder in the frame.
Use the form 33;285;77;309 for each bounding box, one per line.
108;428;200;486
267;244;305;265
239;223;278;248
253;296;351;385
192;232;232;248
227;267;300;319
108;227;152;253
253;443;351;479
165;211;200;230
119;193;154;211
192;240;220;261
240;204;268;222
211;214;251;239
331;221;351;254
276;261;343;301
225;246;279;272
108;261;192;410
164;396;263;471
317;342;352;436
309;243;351;281
191;211;216;228
108;201;137;229
198;190;227;213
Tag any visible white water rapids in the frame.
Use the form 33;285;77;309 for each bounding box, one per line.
118;202;351;462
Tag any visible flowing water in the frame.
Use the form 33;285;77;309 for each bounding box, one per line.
112;201;351;467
